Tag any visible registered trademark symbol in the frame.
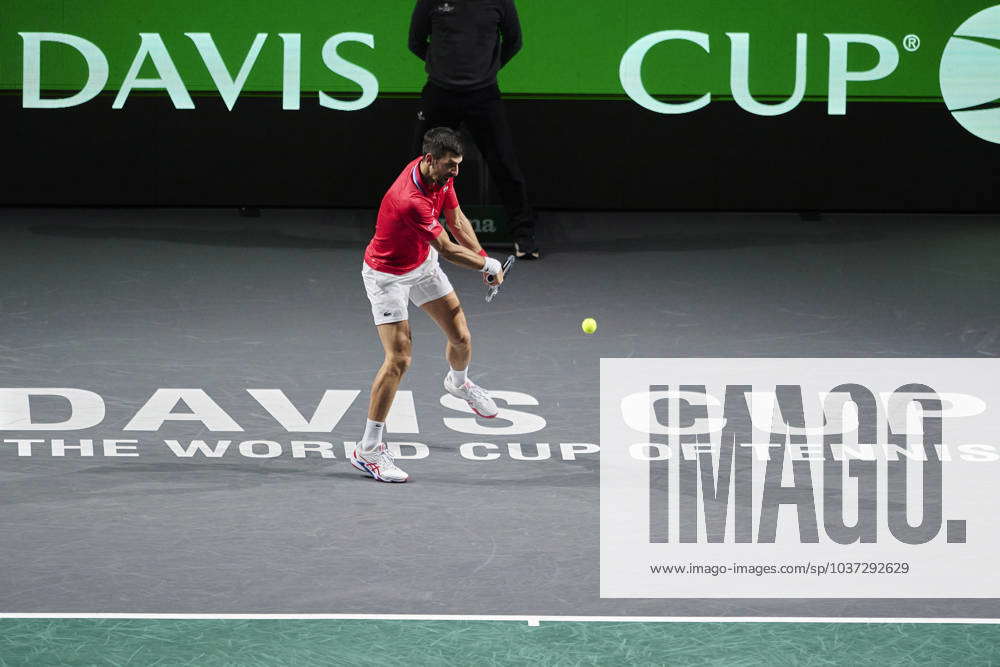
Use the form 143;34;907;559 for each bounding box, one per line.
903;34;921;52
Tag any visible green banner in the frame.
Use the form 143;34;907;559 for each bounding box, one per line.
3;1;994;100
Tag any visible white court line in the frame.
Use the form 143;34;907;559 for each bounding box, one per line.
2;614;1000;627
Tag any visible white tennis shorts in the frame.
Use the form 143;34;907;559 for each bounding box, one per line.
362;248;454;325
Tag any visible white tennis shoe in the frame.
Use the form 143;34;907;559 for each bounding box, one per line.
444;374;499;418
351;443;409;483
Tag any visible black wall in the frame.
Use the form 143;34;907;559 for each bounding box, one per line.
5;93;998;211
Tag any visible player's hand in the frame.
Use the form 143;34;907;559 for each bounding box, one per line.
481;256;504;285
484;268;504;286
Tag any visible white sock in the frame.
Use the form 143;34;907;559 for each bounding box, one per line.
449;366;468;386
360;419;384;453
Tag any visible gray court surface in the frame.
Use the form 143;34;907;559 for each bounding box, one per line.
1;207;999;617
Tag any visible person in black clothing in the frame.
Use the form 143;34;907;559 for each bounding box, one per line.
409;0;540;259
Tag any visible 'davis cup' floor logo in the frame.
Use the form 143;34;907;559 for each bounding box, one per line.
940;5;1000;144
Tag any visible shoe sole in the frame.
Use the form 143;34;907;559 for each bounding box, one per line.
350;456;408;483
471;406;498;419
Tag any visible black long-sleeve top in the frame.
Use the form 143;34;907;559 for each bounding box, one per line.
409;0;523;91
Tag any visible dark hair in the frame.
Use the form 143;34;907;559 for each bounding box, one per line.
422;127;463;159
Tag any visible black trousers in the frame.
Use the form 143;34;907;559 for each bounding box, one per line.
413;81;536;245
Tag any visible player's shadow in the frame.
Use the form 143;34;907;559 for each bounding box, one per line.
80;462;387;486
78;461;308;475
0;461;325;506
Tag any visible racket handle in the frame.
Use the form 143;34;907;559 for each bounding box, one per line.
484;254;515;303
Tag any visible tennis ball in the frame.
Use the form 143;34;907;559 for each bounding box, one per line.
581;317;597;334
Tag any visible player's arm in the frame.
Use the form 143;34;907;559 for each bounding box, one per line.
443;205;486;256
431;232;504;285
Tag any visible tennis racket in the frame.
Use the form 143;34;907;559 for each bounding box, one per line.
485;254;516;303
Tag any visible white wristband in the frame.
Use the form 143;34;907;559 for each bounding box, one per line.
480;256;502;276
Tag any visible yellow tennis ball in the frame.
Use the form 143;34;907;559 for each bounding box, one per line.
581;317;597;334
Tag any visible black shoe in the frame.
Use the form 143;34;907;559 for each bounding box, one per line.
514;240;541;260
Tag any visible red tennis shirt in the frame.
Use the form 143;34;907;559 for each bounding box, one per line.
364;156;459;275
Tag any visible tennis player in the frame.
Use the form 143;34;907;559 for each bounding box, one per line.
353;127;505;483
